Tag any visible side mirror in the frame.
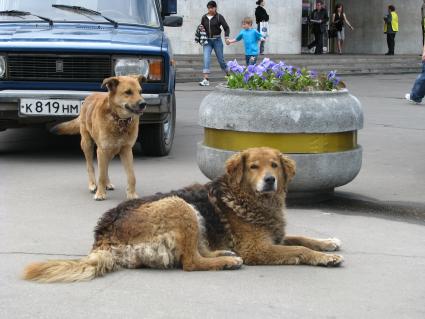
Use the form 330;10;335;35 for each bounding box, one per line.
163;16;183;27
161;0;177;16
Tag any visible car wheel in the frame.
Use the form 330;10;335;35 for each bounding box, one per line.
138;93;176;156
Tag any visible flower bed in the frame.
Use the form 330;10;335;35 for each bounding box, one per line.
226;58;344;92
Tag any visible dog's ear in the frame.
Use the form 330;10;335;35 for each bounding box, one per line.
280;153;296;187
136;75;147;84
225;152;245;185
102;77;120;92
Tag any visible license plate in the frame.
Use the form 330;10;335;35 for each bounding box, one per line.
20;98;81;116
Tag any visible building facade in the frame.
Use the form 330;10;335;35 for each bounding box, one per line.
165;0;423;55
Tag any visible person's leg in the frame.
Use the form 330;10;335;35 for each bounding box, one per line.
316;31;323;54
308;29;317;50
386;33;391;54
410;62;425;102
391;33;396;55
245;55;250;66
202;40;213;80
213;38;227;73
257;24;265;54
339;28;345;54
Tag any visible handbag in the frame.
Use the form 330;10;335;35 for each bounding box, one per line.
328;23;338;38
260;21;269;39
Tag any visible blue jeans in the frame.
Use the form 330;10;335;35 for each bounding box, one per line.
245;55;258;65
203;38;227;74
410;62;425;102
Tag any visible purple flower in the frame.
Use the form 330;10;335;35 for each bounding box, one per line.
295;68;302;78
227;59;244;74
308;70;318;78
260;58;277;71
327;70;337;80
247;65;256;73
332;77;340;86
276;71;284;78
254;65;266;76
285;65;294;75
243;72;254;83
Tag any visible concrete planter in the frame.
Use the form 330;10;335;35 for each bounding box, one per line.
197;84;364;200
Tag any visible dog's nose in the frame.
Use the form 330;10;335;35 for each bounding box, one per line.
139;101;147;110
264;176;276;185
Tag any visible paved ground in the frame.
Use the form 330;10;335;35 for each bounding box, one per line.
1;74;424;318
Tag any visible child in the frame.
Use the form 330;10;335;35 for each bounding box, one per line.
228;17;265;65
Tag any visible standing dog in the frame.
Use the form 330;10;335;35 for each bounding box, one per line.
23;147;343;283
51;76;146;200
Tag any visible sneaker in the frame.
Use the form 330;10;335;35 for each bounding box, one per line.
405;93;420;104
199;79;210;86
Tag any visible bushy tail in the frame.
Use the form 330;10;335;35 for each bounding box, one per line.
22;250;117;283
50;117;80;135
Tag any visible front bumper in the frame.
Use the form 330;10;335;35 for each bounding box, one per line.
0;90;171;128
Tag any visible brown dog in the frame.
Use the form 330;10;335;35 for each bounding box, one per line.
51;76;146;201
23;147;343;283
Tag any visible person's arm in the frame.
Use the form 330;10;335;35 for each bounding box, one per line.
219;14;231;39
331;13;335;24
256;30;265;42
344;13;354;30
265;8;269;22
422;43;425;61
228;31;243;45
323;10;329;24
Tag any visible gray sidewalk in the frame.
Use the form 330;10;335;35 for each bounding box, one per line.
0;74;424;318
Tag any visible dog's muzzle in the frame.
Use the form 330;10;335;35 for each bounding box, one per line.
260;175;277;193
126;101;147;115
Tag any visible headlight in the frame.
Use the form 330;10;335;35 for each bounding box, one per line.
0;56;6;78
113;57;163;82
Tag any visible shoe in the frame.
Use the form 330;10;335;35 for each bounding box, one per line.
405;93;421;104
199;79;210;86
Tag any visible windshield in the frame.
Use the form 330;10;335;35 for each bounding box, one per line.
0;0;160;27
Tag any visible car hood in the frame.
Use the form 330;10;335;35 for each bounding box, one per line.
0;23;163;53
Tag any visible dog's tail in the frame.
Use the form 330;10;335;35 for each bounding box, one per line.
50;117;80;135
22;250;118;283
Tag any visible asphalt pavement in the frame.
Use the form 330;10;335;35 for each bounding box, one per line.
0;74;424;318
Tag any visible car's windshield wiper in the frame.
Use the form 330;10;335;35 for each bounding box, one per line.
0;10;53;26
52;5;118;28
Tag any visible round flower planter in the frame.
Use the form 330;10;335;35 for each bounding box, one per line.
197;84;364;201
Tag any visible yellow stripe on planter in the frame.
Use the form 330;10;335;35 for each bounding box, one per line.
204;128;357;154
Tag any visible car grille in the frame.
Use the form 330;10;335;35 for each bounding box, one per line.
7;54;112;82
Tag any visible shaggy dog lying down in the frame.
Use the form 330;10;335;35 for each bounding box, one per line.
23;147;343;283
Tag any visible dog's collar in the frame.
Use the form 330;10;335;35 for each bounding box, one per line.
111;112;133;130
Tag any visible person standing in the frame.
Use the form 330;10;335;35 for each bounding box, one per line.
199;1;230;86
307;1;329;55
405;44;425;104
255;0;269;55
421;0;425;45
384;5;398;56
228;17;265;65
331;4;354;55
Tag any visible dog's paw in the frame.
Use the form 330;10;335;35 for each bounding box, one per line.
223;257;243;270
126;192;139;200
106;183;115;191
219;250;238;257
320;238;342;251
317;254;344;267
94;192;107;201
88;183;97;193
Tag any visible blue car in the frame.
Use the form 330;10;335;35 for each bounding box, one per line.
0;0;182;156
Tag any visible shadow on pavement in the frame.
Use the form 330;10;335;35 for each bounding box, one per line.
289;191;425;225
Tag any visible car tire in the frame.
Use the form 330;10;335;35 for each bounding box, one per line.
138;93;176;156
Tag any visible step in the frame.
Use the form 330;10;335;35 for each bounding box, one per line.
174;54;421;82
